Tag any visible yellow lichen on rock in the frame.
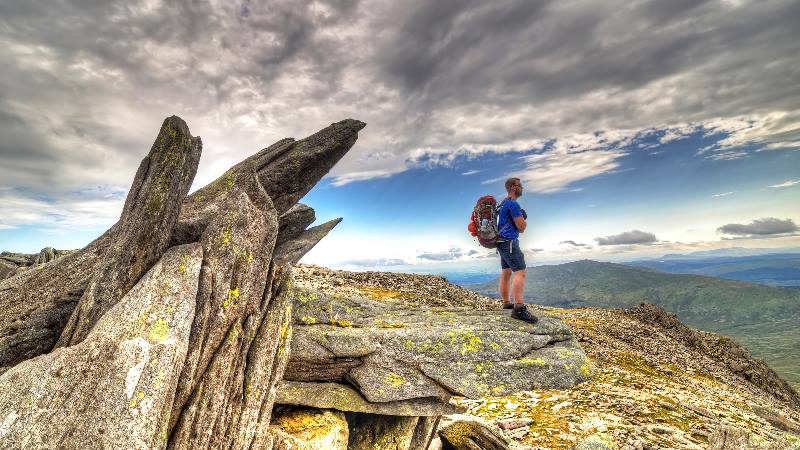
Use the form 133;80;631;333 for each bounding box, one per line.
385;372;407;387
270;408;348;450
149;318;169;343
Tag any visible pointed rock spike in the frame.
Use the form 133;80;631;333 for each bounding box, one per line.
273;218;342;266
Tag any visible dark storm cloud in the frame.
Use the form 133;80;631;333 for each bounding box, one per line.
1;0;799;230
373;0;799;113
595;230;658;246
717;218;798;237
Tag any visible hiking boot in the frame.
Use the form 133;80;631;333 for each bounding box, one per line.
501;302;514;309
511;304;538;324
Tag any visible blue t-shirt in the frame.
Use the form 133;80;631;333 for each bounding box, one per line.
497;198;523;240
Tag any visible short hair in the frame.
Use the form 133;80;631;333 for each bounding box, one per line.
505;177;521;192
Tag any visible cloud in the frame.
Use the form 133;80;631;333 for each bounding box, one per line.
330;169;398;187
461;170;481;176
559;240;588;247
341;258;407;267
521;146;627;193
0;0;798;234
0;187;124;233
712;191;735;197
595;230;658;246
717;217;798;237
769;179;800;188
418;246;466;261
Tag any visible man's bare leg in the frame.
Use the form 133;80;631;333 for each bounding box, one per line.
500;268;513;305
512;269;526;305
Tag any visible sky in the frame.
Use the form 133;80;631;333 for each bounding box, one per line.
0;0;798;272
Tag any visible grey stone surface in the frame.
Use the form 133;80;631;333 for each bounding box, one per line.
285;288;591;401
0;244;202;450
0;259;16;281
276;381;459;416
57;116;202;347
277;203;316;247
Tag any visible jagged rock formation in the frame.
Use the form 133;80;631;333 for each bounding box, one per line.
0;244;202;448
0;248;75;280
0;115;365;449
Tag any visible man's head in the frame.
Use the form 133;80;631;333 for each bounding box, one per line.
505;177;523;198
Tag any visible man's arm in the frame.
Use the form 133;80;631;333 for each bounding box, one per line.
514;215;527;233
510;201;527;233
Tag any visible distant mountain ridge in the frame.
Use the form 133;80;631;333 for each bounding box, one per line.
629;252;800;287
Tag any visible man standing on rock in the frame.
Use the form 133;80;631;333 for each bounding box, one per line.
497;177;538;323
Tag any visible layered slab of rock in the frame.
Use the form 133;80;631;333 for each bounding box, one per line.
284;288;591;406
276;380;460;416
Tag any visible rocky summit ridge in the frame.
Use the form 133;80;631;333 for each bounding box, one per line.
283;264;800;450
1;115;797;449
0;116;589;450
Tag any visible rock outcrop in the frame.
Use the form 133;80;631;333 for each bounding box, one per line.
0;248;75;280
627;302;800;410
271;264;591;450
0;116;365;449
284;288;589;400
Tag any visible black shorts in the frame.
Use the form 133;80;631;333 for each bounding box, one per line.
497;239;526;271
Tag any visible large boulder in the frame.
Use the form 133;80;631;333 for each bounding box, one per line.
284;287;591;403
0;244;202;449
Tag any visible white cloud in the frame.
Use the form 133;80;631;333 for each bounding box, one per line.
330;169;398;187
712;191;735;197
769;179;800;188
520;147;626;193
0;187;124;232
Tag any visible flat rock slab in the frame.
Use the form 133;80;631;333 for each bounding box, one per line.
276;381;460;416
286;288;591;402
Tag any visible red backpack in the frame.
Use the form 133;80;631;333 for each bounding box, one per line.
468;195;505;248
